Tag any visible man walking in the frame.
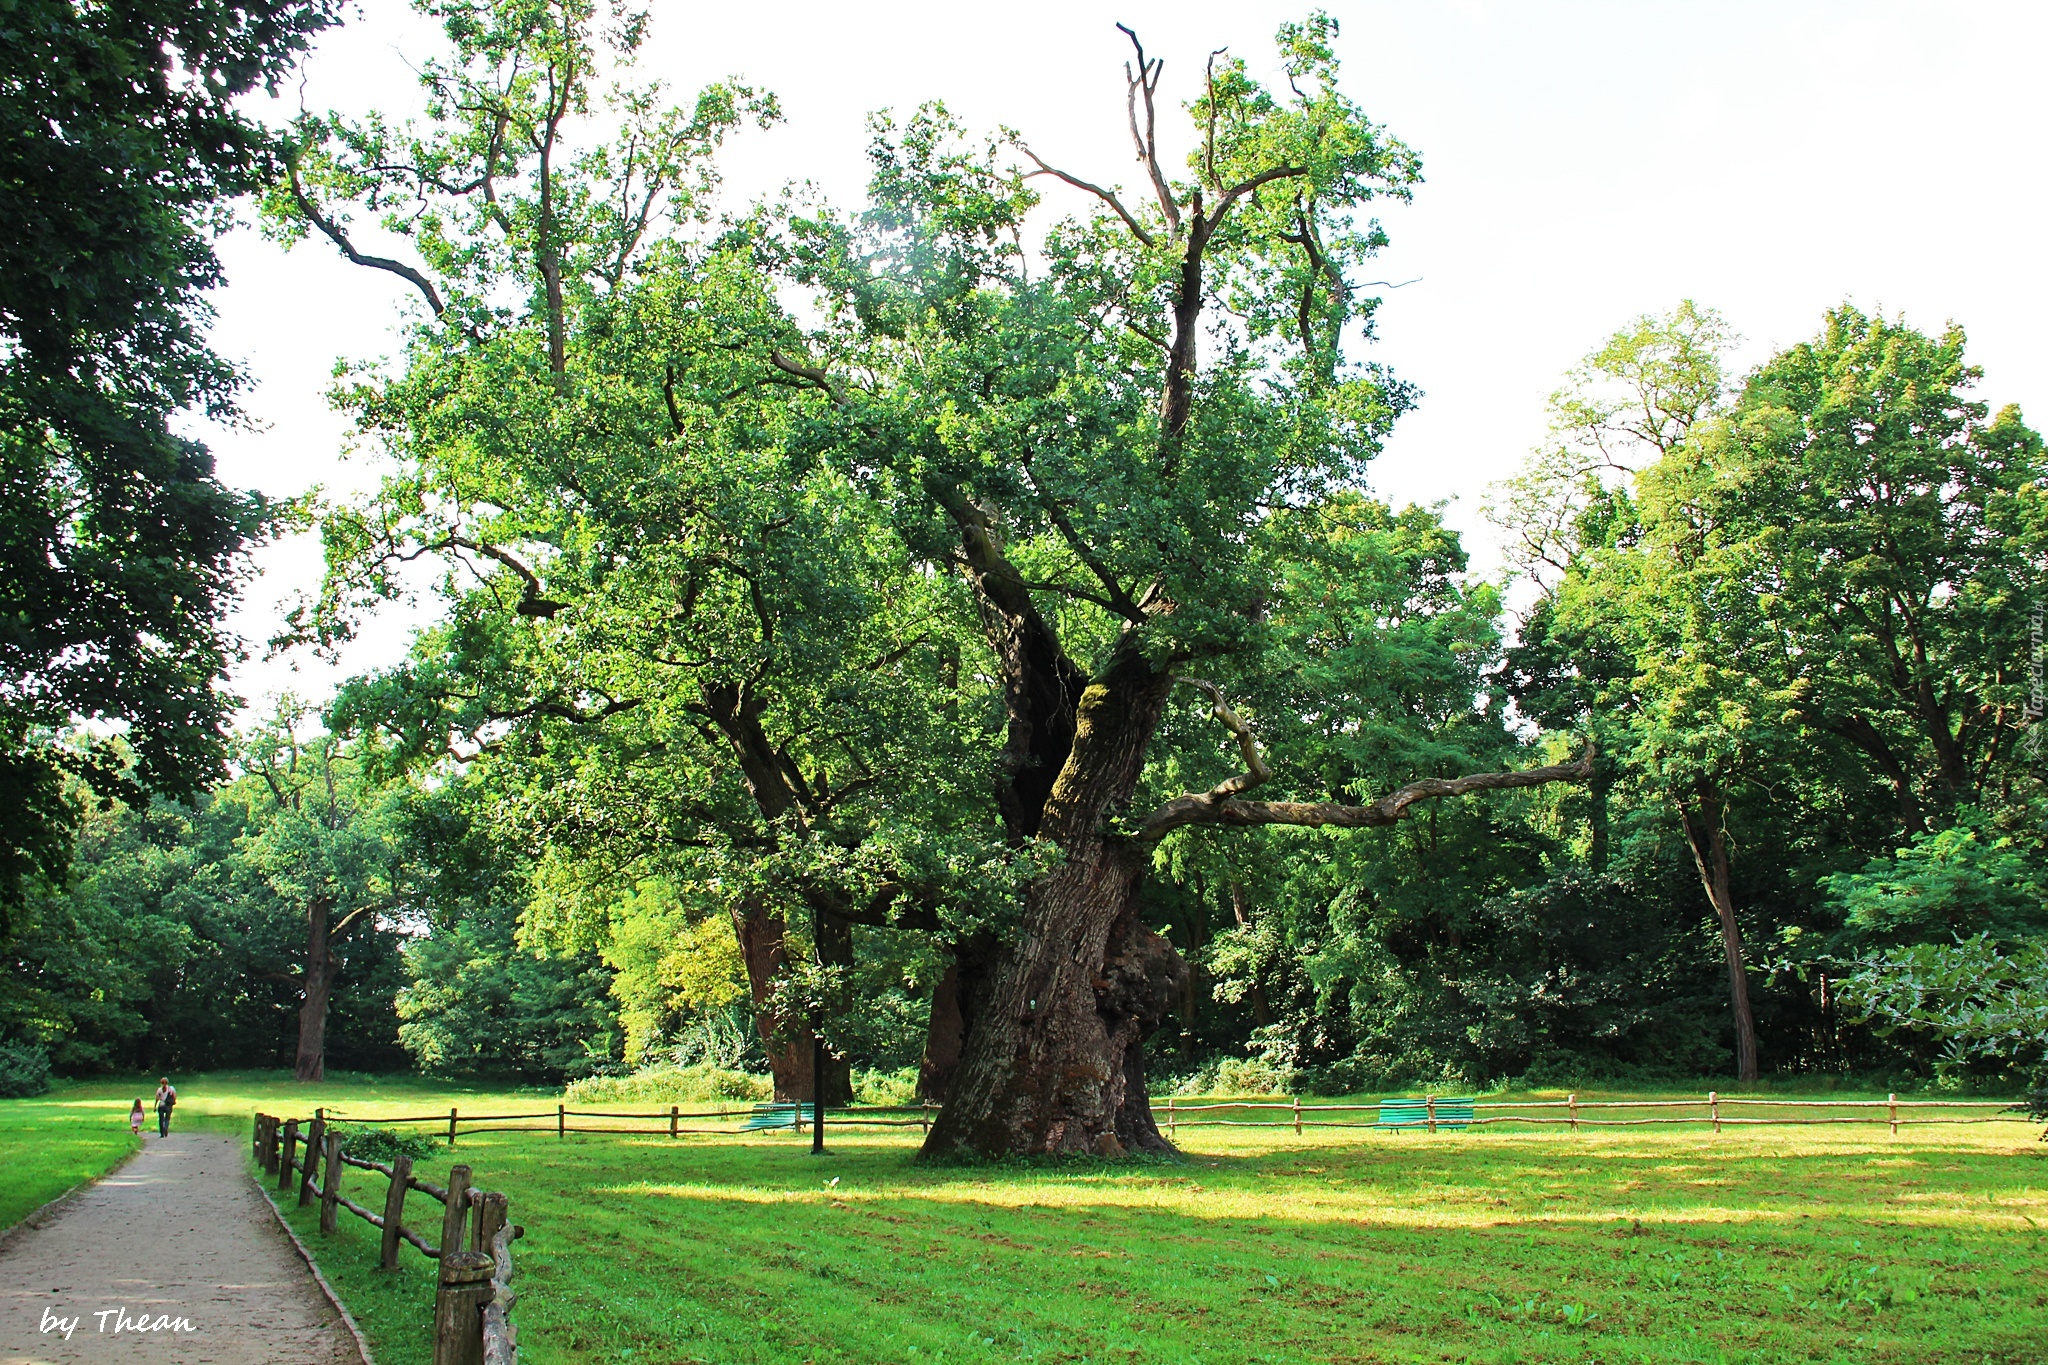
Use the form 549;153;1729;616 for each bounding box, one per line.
153;1077;177;1137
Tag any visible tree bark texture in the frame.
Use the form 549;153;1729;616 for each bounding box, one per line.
921;648;1187;1159
1677;787;1760;1084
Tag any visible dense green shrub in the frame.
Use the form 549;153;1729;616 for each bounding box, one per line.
328;1123;443;1163
0;1040;52;1096
563;1061;771;1105
852;1067;920;1106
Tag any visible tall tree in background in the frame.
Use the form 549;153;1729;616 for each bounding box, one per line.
1683;308;2045;828
221;707;408;1080
1505;305;2046;1084
0;0;341;924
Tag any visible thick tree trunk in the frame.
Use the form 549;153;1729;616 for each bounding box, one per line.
921;649;1186;1159
1677;788;1760;1084
918;931;995;1103
703;683;855;1104
295;896;335;1082
1587;754;1612;874
731;901;850;1103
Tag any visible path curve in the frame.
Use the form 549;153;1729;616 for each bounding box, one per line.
0;1132;363;1364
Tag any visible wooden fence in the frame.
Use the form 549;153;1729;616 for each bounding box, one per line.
1155;1092;2029;1137
319;1102;934;1142
255;1109;521;1365
316;1093;2030;1152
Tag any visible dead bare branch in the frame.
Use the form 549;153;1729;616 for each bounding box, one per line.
1018;146;1154;247
1116;23;1181;237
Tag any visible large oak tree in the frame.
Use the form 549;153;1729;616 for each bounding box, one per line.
287;4;1589;1155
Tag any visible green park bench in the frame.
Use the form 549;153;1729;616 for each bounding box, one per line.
1376;1097;1475;1131
740;1103;817;1131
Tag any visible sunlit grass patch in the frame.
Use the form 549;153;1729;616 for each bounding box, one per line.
0;1099;138;1229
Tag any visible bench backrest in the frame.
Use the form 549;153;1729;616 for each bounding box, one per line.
1375;1097;1475;1128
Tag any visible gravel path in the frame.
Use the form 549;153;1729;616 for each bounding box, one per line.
0;1132;363;1364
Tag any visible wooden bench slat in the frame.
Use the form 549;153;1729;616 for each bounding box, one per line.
739;1103;817;1131
1375;1097;1475;1129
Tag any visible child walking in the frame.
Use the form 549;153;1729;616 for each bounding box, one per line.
129;1099;144;1136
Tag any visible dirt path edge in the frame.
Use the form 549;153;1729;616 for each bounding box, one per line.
253;1177;377;1365
0;1140;141;1252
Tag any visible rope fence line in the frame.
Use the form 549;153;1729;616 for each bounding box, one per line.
255;1109;521;1365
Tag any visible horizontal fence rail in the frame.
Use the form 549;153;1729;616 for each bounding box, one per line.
310;1093;2034;1153
318;1101;939;1144
254;1110;523;1365
1152;1091;2033;1138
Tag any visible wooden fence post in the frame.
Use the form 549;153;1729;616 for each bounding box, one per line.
449;1107;460;1147
440;1166;474;1259
669;1105;679;1139
1168;1096;1176;1140
252;1113;263;1163
1888;1093;1898;1137
1426;1094;1438;1135
278;1120;299;1192
1292;1095;1302;1136
433;1250;494;1365
320;1132;342;1236
1568;1093;1579;1134
299;1115;326;1206
261;1115;278;1174
1709;1091;1720;1135
557;1103;565;1140
432;1164;481;1365
379;1155;413;1271
477;1191;507;1255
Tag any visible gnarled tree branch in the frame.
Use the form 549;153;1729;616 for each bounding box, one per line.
1136;744;1593;842
288;158;446;316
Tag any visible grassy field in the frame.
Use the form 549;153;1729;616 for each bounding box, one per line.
7;1074;2043;1364
0;1095;139;1230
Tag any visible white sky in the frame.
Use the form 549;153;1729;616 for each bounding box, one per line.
201;0;2048;717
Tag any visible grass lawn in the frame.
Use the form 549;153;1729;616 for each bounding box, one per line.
0;1095;139;1230
9;1074;2044;1364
